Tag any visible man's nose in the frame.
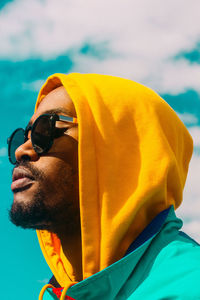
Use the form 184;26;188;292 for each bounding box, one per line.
15;139;39;163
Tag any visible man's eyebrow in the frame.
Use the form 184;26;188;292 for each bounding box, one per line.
42;107;74;116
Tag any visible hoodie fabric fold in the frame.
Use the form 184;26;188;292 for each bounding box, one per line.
35;73;193;294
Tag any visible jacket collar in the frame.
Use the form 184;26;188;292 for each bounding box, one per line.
65;206;182;299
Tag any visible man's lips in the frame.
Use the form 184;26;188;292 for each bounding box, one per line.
11;167;35;192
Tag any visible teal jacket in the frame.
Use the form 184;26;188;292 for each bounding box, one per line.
42;206;200;299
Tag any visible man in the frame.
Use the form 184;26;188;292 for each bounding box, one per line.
8;73;200;299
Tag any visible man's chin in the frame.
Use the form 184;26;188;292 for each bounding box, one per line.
9;206;48;230
9;188;52;230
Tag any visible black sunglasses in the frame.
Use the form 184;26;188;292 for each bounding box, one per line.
7;113;77;165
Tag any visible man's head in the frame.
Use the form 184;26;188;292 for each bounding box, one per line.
9;86;80;235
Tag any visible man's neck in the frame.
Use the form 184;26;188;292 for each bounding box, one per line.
58;230;83;282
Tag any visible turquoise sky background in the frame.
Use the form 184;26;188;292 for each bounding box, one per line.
0;0;200;299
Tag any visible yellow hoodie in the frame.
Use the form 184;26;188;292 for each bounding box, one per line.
35;73;193;293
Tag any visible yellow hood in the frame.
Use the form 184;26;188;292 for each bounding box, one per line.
35;73;193;287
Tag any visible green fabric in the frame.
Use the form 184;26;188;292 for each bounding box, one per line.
42;289;58;300
44;207;200;299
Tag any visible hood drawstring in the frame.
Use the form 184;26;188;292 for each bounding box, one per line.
39;284;54;300
60;282;77;300
39;282;77;299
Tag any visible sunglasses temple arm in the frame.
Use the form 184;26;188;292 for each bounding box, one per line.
58;115;77;123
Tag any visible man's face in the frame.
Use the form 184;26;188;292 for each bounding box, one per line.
9;86;80;235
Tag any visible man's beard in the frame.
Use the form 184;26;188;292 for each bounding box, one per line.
9;161;80;235
9;186;55;230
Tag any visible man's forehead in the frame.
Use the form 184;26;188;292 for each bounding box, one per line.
37;86;75;114
30;86;76;124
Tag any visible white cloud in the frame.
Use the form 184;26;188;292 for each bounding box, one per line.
177;113;198;126
22;79;45;91
0;147;7;157
189;127;200;147
37;278;49;284
181;220;200;242
177;154;200;242
1;0;200;93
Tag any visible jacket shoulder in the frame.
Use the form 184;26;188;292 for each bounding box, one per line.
127;234;200;299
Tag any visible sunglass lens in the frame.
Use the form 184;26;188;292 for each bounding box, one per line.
32;115;53;154
8;128;25;164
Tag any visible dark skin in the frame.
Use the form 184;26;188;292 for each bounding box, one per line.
10;86;82;281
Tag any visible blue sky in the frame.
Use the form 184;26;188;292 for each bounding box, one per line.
0;0;200;299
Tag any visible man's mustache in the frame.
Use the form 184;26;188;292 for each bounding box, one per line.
12;160;45;181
